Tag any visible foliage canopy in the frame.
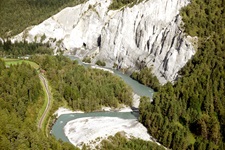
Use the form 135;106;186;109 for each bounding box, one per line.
0;59;76;149
31;55;133;112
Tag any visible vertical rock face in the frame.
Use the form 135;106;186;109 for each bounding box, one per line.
12;0;196;84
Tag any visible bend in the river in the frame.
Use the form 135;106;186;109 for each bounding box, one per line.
51;55;155;143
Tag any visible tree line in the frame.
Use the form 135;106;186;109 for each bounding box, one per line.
100;132;165;150
0;40;53;57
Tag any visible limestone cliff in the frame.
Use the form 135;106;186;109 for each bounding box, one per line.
12;0;196;84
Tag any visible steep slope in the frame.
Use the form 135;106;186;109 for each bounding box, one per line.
139;0;225;149
0;0;86;37
12;0;196;84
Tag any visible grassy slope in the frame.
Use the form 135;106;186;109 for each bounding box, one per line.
3;58;39;69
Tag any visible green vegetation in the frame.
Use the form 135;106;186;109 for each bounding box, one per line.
0;59;76;149
3;58;39;69
2;58;51;134
131;67;160;91
99;132;165;150
113;63;118;68
139;0;225;149
109;0;143;10
95;60;106;66
31;55;132;112
1;52;161;149
0;0;86;37
82;57;91;63
0;40;53;58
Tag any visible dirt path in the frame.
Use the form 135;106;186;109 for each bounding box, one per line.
38;74;51;130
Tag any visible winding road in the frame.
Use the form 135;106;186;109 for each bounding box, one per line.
38;74;51;130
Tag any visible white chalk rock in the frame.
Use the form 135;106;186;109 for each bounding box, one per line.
12;0;196;84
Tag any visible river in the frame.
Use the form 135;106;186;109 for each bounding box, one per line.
51;55;154;144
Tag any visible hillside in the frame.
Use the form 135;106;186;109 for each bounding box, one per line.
0;0;86;38
139;0;225;149
0;59;76;149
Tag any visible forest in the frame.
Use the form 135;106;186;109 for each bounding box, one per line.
131;67;160;91
31;55;133;112
139;0;225;149
0;59;76;149
0;40;53;57
99;132;164;150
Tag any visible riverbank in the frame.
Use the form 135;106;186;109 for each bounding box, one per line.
54;93;140;118
91;65;114;74
54;105;135;118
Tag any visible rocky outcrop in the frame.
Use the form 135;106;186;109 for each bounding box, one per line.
12;0;196;84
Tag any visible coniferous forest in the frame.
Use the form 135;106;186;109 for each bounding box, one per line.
31;55;133;112
131;67;160;91
0;59;76;149
139;0;225;149
0;40;53;57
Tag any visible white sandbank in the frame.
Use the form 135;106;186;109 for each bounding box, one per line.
54;106;133;118
117;107;133;112
54;107;84;118
91;65;114;74
64;117;153;149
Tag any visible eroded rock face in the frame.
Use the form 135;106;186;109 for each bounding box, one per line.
12;0;196;84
